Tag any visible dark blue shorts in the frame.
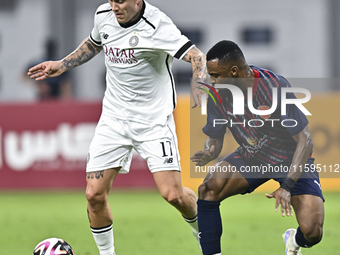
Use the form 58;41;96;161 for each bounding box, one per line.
221;151;324;201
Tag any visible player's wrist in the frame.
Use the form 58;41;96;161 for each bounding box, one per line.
280;177;296;193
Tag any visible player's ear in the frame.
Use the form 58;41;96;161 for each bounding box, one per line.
230;65;239;77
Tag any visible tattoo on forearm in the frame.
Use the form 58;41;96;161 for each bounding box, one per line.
62;39;102;71
192;55;205;78
86;170;104;180
183;47;207;81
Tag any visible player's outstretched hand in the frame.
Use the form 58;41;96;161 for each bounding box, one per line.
191;79;208;108
27;61;64;81
190;145;216;166
265;188;293;217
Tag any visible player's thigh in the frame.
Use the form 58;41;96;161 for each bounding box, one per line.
87;116;134;174
292;194;324;232
134;125;181;174
198;160;249;201
86;168;120;199
153;170;184;198
135;133;183;200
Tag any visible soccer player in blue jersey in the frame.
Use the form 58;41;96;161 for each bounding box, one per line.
191;40;324;255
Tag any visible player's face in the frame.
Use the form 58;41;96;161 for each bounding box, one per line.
207;59;250;93
207;59;232;85
109;0;142;24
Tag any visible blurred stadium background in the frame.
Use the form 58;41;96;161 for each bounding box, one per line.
0;0;339;254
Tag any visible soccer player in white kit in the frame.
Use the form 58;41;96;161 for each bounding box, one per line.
28;0;206;254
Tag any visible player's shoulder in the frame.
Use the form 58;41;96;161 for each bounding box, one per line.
251;65;279;79
95;3;112;15
144;1;174;27
251;65;290;88
93;3;113;26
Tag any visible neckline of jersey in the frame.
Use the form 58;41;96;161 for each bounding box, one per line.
118;0;146;28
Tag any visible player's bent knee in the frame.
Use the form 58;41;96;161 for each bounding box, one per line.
198;182;219;201
306;226;323;245
85;187;107;209
161;190;183;207
198;182;208;199
300;224;323;245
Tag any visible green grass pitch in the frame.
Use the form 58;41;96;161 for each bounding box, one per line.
1;190;339;255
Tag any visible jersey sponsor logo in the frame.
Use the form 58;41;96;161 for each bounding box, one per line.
257;105;271;120
129;35;139;47
246;135;258;146
102;44;138;64
242;135;268;154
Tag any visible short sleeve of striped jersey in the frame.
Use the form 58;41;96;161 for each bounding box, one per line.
89;8;102;46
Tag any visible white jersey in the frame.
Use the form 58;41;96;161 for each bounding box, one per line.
89;1;194;125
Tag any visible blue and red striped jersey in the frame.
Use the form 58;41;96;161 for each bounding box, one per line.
203;66;309;165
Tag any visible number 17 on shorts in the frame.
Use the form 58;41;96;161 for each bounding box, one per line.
136;138;181;173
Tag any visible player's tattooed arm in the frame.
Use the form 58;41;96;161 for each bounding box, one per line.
182;46;207;79
28;38;102;81
182;46;208;108
61;38;103;71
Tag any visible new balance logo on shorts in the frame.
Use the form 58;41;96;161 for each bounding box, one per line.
163;158;173;164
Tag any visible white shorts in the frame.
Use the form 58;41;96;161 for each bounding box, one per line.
86;114;181;174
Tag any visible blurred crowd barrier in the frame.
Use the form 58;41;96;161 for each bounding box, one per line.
1;93;339;191
0;101;154;189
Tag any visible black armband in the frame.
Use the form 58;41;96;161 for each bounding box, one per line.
280;177;296;193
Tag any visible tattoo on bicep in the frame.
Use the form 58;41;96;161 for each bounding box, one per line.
62;39;102;70
86;170;104;180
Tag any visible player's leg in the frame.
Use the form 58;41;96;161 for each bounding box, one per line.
133;114;201;250
86;168;120;227
153;170;197;218
150;163;200;250
197;160;250;255
292;194;324;246
85;116;134;255
281;163;324;255
282;194;324;254
153;169;198;223
153;170;200;248
86;168;120;255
